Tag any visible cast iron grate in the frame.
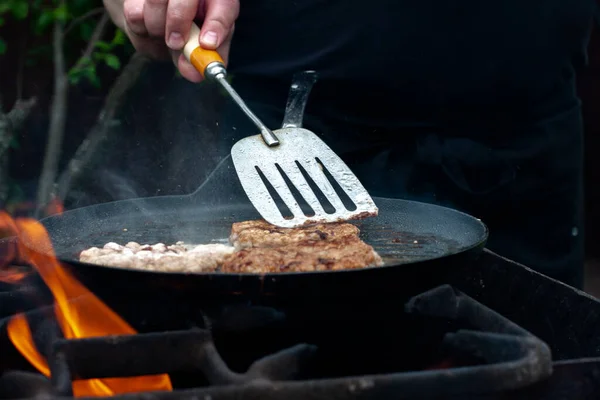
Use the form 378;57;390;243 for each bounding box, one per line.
0;284;552;400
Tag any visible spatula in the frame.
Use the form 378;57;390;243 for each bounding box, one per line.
184;23;378;228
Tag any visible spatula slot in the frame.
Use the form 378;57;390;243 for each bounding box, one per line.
294;160;336;215
255;166;294;220
315;157;358;212
274;164;316;217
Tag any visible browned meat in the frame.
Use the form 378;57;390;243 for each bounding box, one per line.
230;219;360;249
222;235;383;273
80;220;383;274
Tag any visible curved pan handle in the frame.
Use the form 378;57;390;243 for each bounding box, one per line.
281;71;319;129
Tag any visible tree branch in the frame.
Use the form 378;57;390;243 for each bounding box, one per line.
0;97;37;206
16;32;28;100
0;98;38;158
63;7;105;37
71;11;110;70
56;53;150;202
35;16;69;218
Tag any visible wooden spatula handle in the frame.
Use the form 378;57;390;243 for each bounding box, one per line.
183;22;225;78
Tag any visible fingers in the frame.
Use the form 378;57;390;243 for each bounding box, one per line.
174;53;204;82
199;0;239;49
143;0;168;38
124;0;170;60
123;0;147;36
165;0;199;50
120;0;238;82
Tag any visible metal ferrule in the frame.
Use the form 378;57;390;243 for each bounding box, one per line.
204;62;227;81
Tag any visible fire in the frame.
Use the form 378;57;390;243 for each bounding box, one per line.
45;196;65;216
0;214;29;283
8;313;50;376
1;211;172;396
0;268;30;284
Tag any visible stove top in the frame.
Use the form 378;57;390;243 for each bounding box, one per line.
2;249;600;399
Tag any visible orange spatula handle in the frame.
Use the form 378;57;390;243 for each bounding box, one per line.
183;22;225;79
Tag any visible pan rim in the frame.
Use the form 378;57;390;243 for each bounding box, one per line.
30;196;490;278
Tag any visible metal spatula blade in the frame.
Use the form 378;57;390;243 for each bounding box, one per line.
181;28;377;227
231;127;378;227
230;71;378;228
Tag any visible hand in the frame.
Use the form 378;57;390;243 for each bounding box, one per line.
105;0;239;82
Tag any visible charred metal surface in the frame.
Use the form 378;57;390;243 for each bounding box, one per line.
34;286;551;399
404;285;552;392
49;350;73;397
0;371;55;399
450;249;600;361
7;250;600;399
48;329;317;395
405;284;535;337
204;303;286;332
512;358;600;400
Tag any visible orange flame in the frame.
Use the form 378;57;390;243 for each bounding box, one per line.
0;215;29;283
1;211;172;396
45;196;65;216
0;268;30;284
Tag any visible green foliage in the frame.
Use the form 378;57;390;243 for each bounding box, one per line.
0;0;29;21
0;0;132;87
68;29;128;87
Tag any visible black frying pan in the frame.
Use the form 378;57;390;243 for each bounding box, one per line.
34;155;488;307
31;71;489;332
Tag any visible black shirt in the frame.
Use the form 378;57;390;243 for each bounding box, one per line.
228;0;592;126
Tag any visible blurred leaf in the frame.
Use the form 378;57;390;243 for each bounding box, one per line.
85;64;100;87
35;11;54;34
53;3;69;22
68;73;81;85
89;74;100;88
4;1;129;86
95;41;111;51
104;54;120;70
0;3;11;14
11;2;29;19
78;21;93;41
112;29;126;45
78;56;93;68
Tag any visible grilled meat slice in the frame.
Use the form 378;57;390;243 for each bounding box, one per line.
80;220;383;274
230;219;360;249
222;235;383;273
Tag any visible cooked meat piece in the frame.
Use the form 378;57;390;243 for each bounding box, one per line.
79;242;235;273
80;220;383;274
230;219;361;249
222;235;383;273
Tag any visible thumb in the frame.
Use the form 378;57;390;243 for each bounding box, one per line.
198;0;239;49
